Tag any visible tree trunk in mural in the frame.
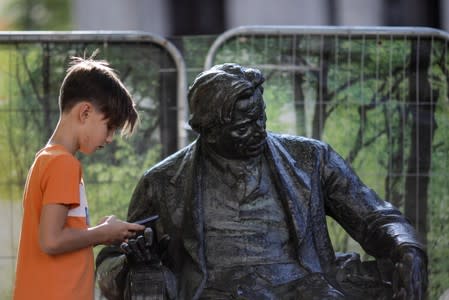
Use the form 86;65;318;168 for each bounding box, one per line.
293;72;307;136
159;51;178;157
312;37;333;140
42;43;53;140
384;102;406;209
404;39;437;245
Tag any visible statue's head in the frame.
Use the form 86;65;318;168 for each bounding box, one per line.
188;63;267;159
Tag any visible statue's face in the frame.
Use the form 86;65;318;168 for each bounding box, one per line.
207;94;267;159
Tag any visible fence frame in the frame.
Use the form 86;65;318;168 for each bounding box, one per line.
204;25;449;70
1;27;449;298
0;30;189;148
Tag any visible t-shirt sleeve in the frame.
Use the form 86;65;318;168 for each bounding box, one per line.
41;154;81;207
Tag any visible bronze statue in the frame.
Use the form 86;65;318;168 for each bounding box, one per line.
96;63;427;299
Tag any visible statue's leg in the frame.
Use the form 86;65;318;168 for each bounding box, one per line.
125;265;166;300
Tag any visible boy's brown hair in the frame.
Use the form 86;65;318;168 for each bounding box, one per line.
59;54;138;136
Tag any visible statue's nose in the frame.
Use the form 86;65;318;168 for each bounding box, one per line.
253;125;266;138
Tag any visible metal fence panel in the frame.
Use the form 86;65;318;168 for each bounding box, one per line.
1;27;448;299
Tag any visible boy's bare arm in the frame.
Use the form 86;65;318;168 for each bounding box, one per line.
39;203;143;255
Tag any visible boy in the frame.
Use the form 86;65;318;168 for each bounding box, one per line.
13;55;145;300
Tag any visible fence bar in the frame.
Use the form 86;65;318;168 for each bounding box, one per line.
205;25;449;70
0;31;188;148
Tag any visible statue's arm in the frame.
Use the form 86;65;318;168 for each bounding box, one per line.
320;144;427;298
127;174;159;222
320;144;425;257
96;246;128;300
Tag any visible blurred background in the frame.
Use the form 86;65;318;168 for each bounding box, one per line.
1;0;449;299
0;0;448;34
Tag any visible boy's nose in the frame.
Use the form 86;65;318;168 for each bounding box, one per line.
106;131;115;143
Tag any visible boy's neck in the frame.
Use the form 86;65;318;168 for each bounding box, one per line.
47;117;80;155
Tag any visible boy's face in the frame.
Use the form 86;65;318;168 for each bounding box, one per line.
79;105;115;154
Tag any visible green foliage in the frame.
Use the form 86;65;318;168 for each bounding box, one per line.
207;33;449;298
2;32;449;298
1;42;174;299
427;95;449;299
5;0;71;30
83;139;162;224
0;42;174;242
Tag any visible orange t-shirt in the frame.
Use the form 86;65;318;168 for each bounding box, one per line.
14;145;94;300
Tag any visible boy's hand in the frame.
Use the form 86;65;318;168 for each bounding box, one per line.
98;215;144;245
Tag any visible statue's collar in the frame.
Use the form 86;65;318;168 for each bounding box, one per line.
201;141;262;179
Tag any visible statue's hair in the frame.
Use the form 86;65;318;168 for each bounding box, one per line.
188;63;265;133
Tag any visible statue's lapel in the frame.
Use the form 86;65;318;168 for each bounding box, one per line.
175;135;313;298
178;140;208;298
265;135;312;249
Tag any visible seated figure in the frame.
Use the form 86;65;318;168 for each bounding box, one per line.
96;63;427;300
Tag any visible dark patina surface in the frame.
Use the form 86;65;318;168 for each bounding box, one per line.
96;63;427;300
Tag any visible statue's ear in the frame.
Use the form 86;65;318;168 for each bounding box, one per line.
203;126;219;144
205;131;217;144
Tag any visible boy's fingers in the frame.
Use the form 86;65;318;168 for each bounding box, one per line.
127;230;137;239
129;223;145;231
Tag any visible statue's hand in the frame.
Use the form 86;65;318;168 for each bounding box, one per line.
392;246;427;300
120;227;171;267
120;229;176;299
120;227;156;265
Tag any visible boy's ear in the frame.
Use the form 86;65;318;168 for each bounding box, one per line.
78;102;92;122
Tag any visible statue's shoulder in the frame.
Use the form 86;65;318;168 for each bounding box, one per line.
268;132;328;152
142;141;197;179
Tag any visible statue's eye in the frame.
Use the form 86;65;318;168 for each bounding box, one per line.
237;126;247;134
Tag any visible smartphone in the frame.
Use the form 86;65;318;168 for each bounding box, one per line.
133;214;160;227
